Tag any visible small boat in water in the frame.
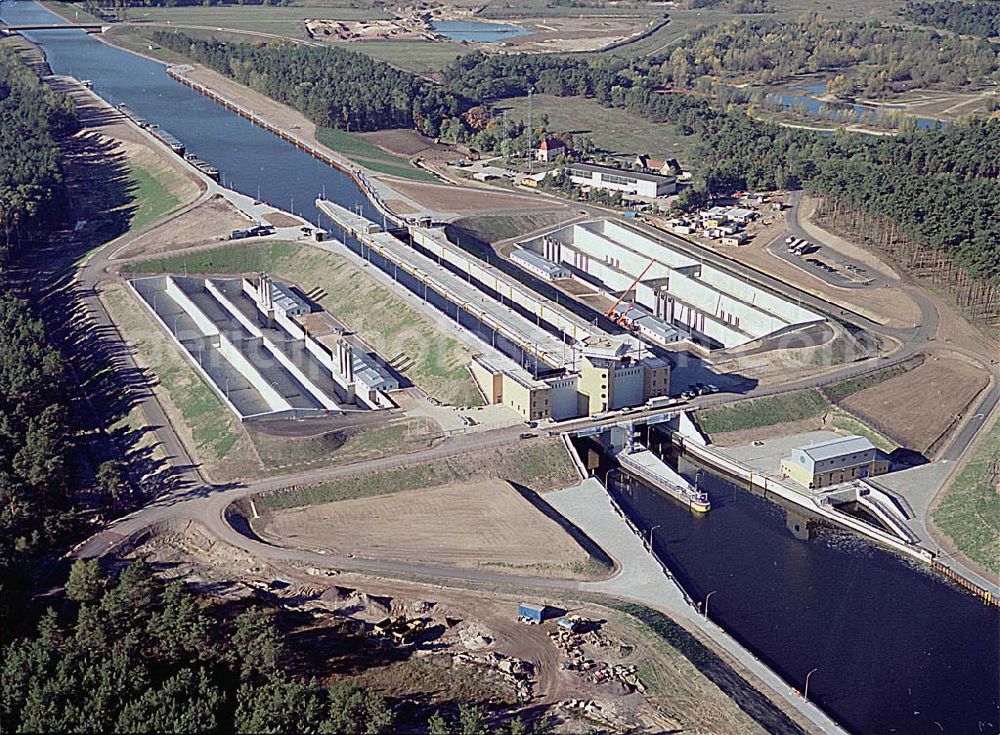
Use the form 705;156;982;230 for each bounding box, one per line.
617;443;710;513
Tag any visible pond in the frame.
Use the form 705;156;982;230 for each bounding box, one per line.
736;79;942;131
431;20;529;43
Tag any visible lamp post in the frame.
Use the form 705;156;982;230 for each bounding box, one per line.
804;668;818;702
647;524;661;546
603;467;617;488
704;590;717;620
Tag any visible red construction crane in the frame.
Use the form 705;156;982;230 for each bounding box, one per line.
605;258;656;322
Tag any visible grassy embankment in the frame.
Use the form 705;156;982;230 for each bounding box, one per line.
315;127;438;182
129;241;484;407
125;162;183;233
248;417;441;470
256;438;577;510
449;211;575;243
932;415;1000;576
695;386;899;452
613;603;802;735
497;93;697;163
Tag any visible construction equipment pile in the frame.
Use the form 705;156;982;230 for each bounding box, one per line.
549;625;646;693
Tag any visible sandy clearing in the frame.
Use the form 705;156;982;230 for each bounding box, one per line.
114;194;250;259
257;479;598;578
840;354;989;454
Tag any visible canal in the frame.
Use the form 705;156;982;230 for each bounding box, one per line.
5;2;997;731
583;431;998;735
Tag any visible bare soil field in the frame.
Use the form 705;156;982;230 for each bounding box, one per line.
132;519;781;734
362;128;453;160
256;479;601;578
839;354;989;454
383;197;419;214
386;178;563;215
114;194;249;259
504;15;653;53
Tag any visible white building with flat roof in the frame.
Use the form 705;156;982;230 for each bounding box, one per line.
510;248;571;280
565;163;677;199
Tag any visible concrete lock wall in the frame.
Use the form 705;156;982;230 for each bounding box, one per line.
700;262;821;325
274;309;305;340
216;333;292;412
564;246;635;292
207;280;263;338
601;221;693;269
165;276;219;337
259;336;340;411
571;226;672;281
633;281;748;347
304;334;337;374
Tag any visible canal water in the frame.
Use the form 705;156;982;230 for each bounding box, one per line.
591;432;999;735
0;0;370;227
6;2;997;731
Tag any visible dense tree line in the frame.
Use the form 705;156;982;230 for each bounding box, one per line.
0;48;76;260
0;293;76;574
3;560;552;734
0;51;83;627
151;31;468;135
902;1;1000;38
655;14;999;96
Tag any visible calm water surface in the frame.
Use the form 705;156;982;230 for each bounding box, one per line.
600;437;999;735
431;20;528;43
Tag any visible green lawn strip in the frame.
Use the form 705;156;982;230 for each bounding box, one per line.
449;211;573;243
821;358;920;403
126;162;183;233
695;389;828;435
830;410;898;453
257;438;577;510
129;241;298;274
931;418;1000;576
